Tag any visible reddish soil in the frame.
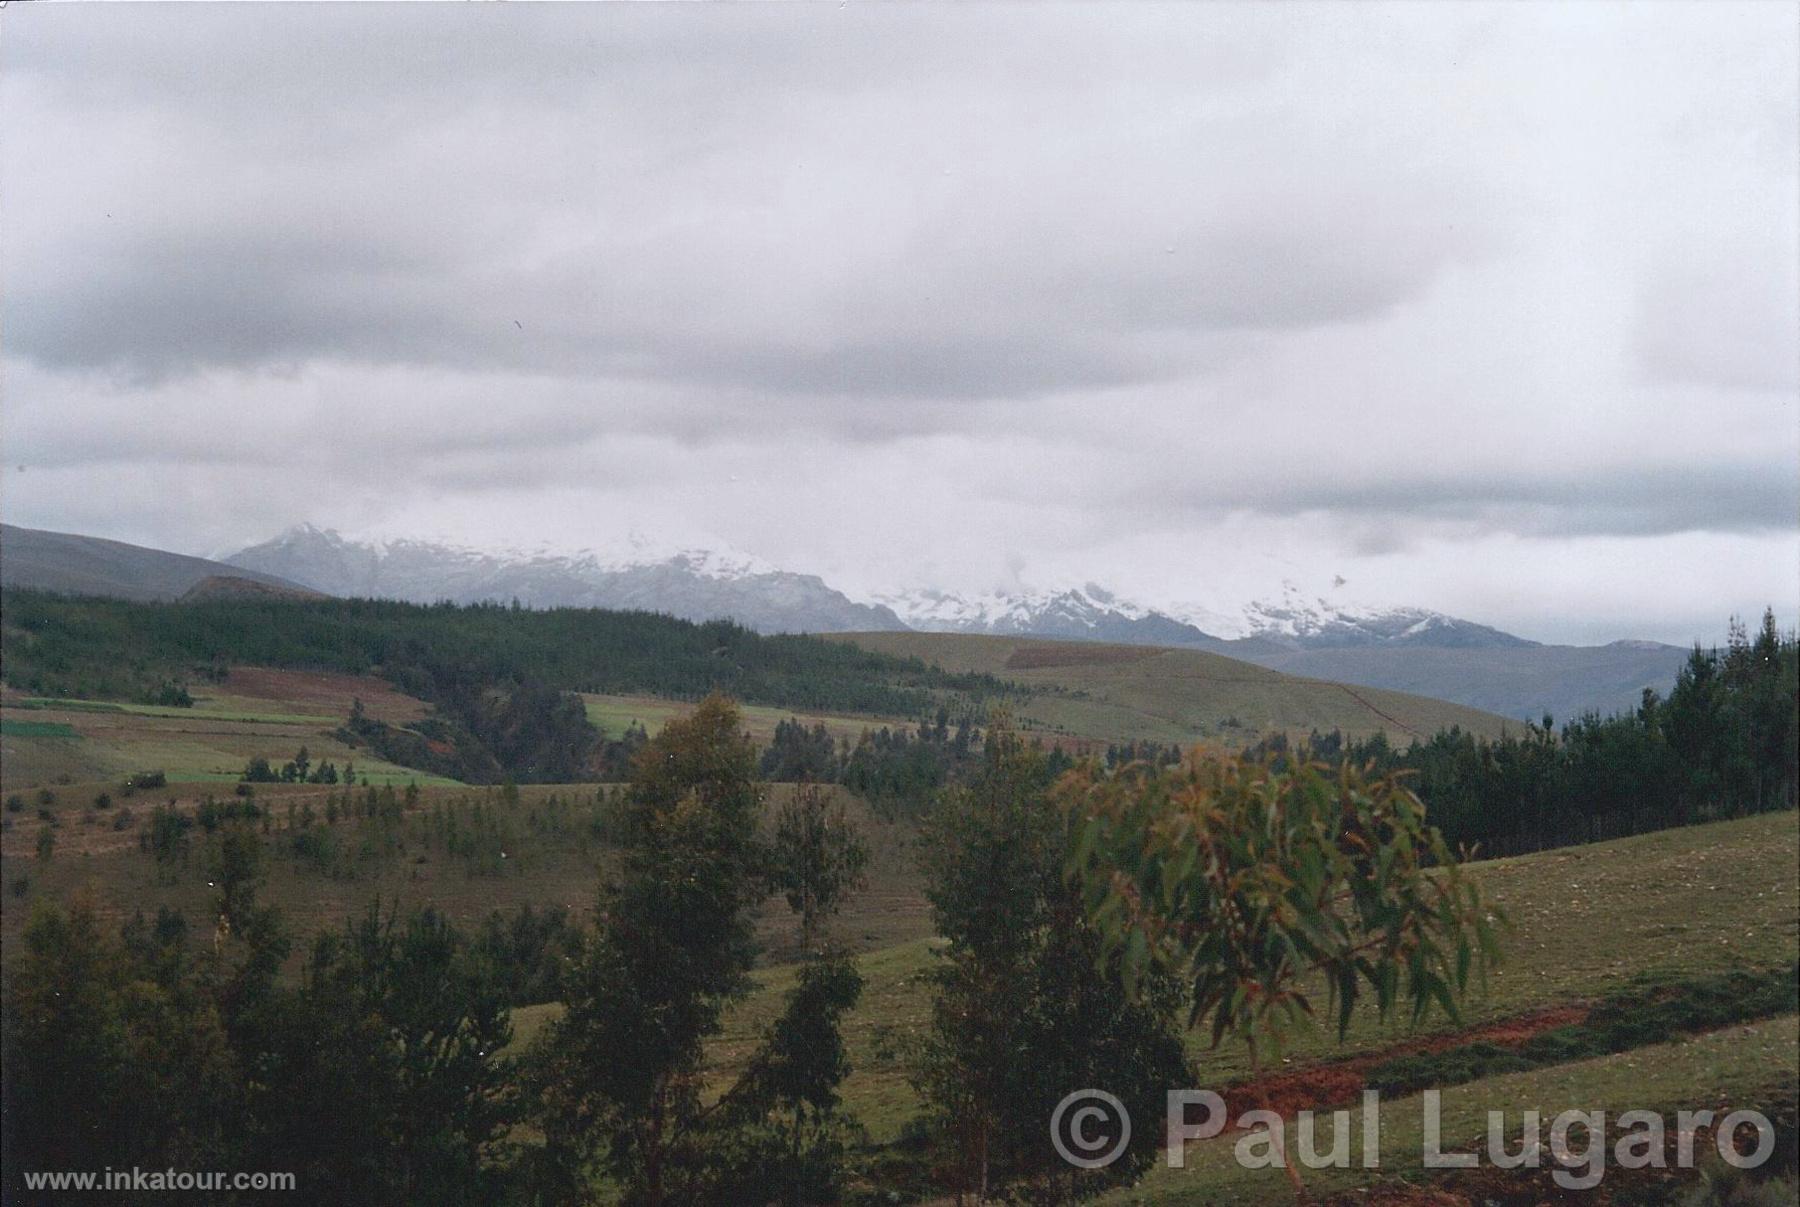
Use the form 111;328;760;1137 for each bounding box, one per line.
1218;1006;1592;1123
218;667;428;722
1201;1014;1795;1206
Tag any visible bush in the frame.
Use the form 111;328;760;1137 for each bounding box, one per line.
94;792;112;809
5;794;22;813
148;682;193;708
126;770;167;791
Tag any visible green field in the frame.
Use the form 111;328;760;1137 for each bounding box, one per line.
829;632;1517;747
0;669;454;792
12;696;339;725
583;691;902;747
3;626;1522;796
0;718;78;738
0;720;455;789
507;809;1800;1161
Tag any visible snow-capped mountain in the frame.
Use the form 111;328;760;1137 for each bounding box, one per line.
205;523;1688;719
871;584;1219;647
870;579;1533;653
1202;580;1537;650
225;525;907;634
227;525;1537;653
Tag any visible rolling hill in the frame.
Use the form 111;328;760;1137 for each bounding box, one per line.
830;631;1516;746
0;524;318;602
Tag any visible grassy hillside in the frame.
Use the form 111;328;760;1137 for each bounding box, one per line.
0;589;1010;719
831;631;1516;745
0;668;446;791
1116;1017;1797;1204
581;691;900;748
503;805;1800;1149
735;810;1798;1142
0;524;315;602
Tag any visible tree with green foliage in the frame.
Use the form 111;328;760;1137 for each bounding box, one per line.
1239;612;1796;860
3;871;518;1203
769;782;869;949
536;694;770;1205
760;718;842;782
1060;753;1501;1198
258;902;515;1205
699;953;866;1206
916;725;1191;1203
210;825;266;934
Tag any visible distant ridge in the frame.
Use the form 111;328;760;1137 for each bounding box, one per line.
179;574;328;603
226;523;907;634
225;524;1692;721
0;525;319;603
1;522;1695;723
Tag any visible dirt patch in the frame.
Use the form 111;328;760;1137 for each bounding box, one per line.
217;667;428;722
1218;1006;1593;1123
1004;643;1162;670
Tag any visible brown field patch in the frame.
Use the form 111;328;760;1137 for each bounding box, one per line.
215;667;428;722
1004;643;1163;670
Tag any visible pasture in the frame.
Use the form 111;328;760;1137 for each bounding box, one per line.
507;806;1800;1159
0;667;446;792
829;632;1517;747
582;691;900;747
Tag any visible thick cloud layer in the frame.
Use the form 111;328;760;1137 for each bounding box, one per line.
1;3;1794;644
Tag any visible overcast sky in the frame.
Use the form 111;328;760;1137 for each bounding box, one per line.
2;3;1796;645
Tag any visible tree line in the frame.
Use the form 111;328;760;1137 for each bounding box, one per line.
2;589;1025;787
1244;610;1798;858
0;589;1016;724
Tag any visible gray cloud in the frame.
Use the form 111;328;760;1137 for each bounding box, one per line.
1191;464;1800;540
1;2;1795;644
1;4;1486;399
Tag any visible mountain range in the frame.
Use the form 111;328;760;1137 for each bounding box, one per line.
224;524;906;634
0;522;1693;722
